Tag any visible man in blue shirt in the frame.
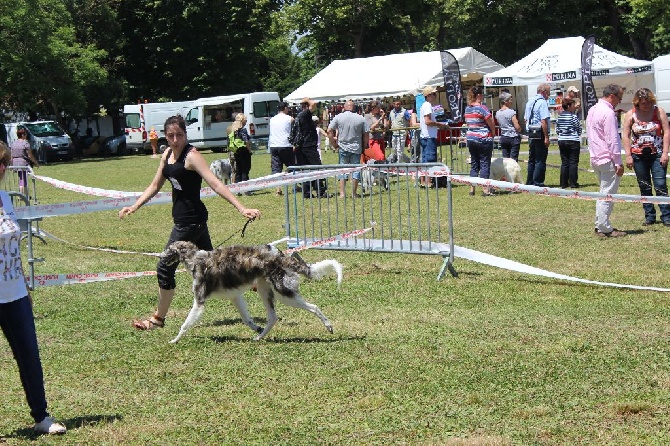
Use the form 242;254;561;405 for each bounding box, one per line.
524;83;552;186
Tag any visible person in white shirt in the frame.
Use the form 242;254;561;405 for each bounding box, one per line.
268;101;295;196
419;86;448;187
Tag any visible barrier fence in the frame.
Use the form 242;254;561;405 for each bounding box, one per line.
284;163;457;280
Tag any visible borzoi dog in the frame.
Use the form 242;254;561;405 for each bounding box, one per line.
209;158;232;184
160;241;343;343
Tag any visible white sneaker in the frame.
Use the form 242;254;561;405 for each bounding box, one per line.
34;416;66;435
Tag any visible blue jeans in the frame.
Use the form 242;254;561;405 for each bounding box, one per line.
467;139;493;179
0;296;50;422
337;150;361;181
420;137;437;163
157;222;212;289
526;139;548;186
632;152;670;223
499;135;520;161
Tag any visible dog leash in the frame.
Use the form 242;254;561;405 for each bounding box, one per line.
214;218;255;249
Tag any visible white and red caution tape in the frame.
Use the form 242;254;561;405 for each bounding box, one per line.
449;175;670;205
33;270;157;288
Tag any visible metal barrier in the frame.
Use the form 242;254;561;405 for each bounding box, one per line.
284;163;457;280
2;166;46;289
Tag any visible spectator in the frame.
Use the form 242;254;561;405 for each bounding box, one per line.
495;92;522;161
388;99;412;162
228;114;253;193
268;101;294;196
622;87;670;226
419;86;448;187
524;83;551;186
149;126;159;158
464;86;496;196
0;142;66;435
328;100;369;198
363;101;387;162
587;84;626;238
556;98;583;188
296;97;329;198
10;127;39;196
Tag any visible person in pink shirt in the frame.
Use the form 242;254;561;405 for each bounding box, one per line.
586;84;626;238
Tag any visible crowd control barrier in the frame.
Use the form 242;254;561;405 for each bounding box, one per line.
283;163;457;280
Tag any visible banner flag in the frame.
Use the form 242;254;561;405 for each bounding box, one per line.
581;35;598;116
440;51;462;122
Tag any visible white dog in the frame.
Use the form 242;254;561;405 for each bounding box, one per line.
160;241;343;343
490;157;522;184
360;168;389;193
209;159;232;184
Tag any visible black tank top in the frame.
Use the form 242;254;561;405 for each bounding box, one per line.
162;145;208;224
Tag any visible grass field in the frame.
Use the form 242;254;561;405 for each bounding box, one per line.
1;146;670;445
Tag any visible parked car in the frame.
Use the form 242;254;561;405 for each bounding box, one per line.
100;134;127;156
9;121;75;162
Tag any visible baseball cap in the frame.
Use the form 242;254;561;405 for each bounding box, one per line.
422;86;438;97
567;86;580;93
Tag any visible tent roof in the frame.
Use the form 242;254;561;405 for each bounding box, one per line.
484;36;652;87
285;48;504;103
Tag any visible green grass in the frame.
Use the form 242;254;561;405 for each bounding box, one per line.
2;146;670;445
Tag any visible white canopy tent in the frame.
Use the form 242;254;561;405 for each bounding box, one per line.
285;48;504;103
483;36;653;114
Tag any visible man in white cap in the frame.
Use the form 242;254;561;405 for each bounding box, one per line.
567;86;581;113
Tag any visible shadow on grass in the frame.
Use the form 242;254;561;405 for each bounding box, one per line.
3;414;122;440
210;334;365;343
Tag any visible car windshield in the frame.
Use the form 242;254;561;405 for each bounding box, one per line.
24;122;65;137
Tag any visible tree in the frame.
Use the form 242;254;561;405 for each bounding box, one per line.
0;0;108;118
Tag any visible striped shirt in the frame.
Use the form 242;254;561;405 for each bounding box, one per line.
556;111;582;142
464;104;492;142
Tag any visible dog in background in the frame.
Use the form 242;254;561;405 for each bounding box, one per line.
209;158;232;185
160;241;343;343
490;157;522;184
360;161;390;193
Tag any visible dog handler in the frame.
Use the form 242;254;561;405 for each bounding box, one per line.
119;115;261;330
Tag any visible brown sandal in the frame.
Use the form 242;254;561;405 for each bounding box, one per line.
132;314;165;330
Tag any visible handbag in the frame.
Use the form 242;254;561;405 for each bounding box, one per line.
527;98;544;140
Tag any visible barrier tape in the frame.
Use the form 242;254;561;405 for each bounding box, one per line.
34;270;157;288
18;168;362;220
449;175;670;205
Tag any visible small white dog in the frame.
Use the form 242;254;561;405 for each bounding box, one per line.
490;157;522;183
209;159;232;184
360;168;389;193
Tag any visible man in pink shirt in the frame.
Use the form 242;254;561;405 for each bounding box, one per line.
586;84;626;238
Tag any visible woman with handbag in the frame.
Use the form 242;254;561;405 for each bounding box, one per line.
622;88;670;226
228;113;253;194
10;127;39;196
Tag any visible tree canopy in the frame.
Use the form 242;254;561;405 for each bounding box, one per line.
1;0;668;120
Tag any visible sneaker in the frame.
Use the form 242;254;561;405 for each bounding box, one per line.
34;416;66;435
594;228;627;238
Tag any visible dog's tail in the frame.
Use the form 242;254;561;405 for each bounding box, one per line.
308;260;343;287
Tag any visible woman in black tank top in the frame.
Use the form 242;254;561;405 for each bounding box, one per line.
119;115;261;331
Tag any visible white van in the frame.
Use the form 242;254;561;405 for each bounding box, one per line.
654;54;670;116
123;100;194;153
181;92;280;152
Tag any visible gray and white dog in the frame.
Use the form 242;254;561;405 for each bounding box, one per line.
209;158;232;184
160;241;343;343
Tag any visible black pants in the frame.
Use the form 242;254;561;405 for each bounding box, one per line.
234;148;251;183
295;145;327;197
558;140;580;187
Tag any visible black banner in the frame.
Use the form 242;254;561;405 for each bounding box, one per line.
581;35;598;116
440;50;462;122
